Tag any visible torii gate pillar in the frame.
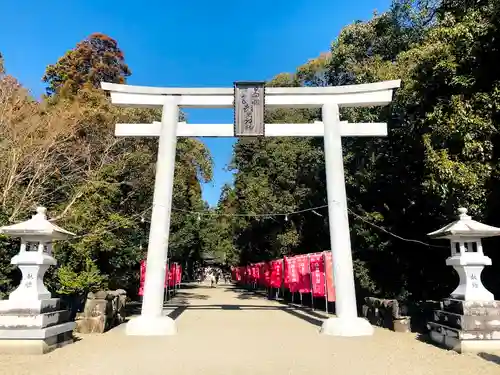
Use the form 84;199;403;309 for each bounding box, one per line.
319;103;372;335
126;97;180;336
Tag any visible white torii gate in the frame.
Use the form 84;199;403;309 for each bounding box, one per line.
101;79;400;337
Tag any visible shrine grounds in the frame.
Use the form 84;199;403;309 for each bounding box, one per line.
0;283;499;375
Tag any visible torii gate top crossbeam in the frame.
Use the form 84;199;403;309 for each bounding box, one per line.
101;80;400;96
101;80;401;109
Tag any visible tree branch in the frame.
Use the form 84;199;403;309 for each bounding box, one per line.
49;191;84;222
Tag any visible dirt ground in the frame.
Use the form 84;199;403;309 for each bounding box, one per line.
0;283;499;375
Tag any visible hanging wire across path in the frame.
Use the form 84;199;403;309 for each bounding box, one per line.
49;202;446;250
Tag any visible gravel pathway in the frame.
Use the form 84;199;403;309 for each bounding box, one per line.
1;284;499;375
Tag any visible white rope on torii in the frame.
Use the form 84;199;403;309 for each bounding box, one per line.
101;79;400;337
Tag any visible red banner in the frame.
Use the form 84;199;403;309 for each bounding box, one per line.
139;260;146;296
175;264;182;285
324;251;336;301
139;260;178;296
264;262;271;287
296;255;311;293
236;266;242;282
168;263;176;287
284;256;300;292
259;262;271;287
250;265;255;283
309;252;325;297
245;265;251;284
253;263;260;284
231;250;334;302
270;259;282;288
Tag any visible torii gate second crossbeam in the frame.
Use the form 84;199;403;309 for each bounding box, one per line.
101;80;400;337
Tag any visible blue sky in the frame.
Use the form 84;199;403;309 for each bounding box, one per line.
1;0;391;206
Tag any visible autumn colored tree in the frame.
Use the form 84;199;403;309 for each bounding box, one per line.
42;33;131;96
0;31;215;299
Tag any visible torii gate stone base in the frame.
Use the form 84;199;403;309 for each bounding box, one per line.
102;79;400;337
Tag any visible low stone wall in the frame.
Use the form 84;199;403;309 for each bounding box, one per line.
407;300;441;333
362;297;410;332
75;289;127;334
362;297;441;333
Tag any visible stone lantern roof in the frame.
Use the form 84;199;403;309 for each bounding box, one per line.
0;207;75;240
427;208;500;239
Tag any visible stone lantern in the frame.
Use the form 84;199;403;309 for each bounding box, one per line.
427;207;499;301
427;207;500;353
0;207;77;354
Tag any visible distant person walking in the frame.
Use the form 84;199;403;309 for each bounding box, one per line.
209;271;216;288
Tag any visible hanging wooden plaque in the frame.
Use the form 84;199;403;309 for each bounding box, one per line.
234;81;266;137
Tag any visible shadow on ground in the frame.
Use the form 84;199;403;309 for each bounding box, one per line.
126;283;325;327
231;291;263;300
71;335;82;343
228;285;329;321
477;352;500;365
415;333;432;344
125;301;142;316
177;283;203;289
160;303;324;327
413;332;500;366
173;291;210;300
125;284;210;315
225;284;335;313
167;305;189;320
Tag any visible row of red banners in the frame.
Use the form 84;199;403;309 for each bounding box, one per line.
139;260;182;296
231;251;336;301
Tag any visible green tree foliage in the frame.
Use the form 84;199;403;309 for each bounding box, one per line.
219;0;500;302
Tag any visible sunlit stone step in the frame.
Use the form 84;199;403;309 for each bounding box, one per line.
0;310;70;329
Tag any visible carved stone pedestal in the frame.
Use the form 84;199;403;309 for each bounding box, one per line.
0;298;75;354
428;298;500;353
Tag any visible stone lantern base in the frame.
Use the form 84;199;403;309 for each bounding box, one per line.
0;298;76;354
427;298;500;353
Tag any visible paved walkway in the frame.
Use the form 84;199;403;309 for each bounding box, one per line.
1;284;499;375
